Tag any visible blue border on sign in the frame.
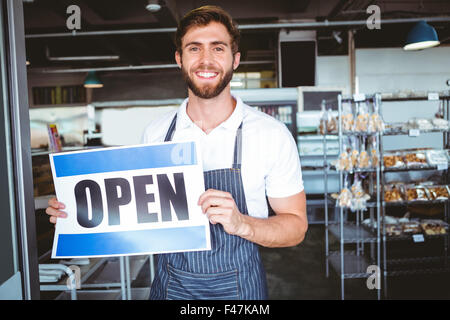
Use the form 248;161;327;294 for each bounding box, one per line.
52;142;197;177
55;225;207;257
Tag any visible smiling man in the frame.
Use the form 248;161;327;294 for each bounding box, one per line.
46;5;307;300
178;23;236;100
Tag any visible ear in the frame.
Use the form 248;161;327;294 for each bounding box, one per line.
175;50;182;68
232;52;241;70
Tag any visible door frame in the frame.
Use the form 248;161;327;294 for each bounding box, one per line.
3;0;39;300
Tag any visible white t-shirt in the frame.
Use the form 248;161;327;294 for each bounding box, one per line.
142;95;304;218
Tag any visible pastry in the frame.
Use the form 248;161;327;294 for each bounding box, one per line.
355;113;369;132
404;152;427;167
342;114;354;132
384;188;403;202
421;220;448;235
406;187;428;201
358;150;370;168
383;155;405;168
371;149;379;167
428;186;450;200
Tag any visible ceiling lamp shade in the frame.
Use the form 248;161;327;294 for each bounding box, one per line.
146;0;161;12
403;20;440;51
84;71;103;88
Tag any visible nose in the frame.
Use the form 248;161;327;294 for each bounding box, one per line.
199;48;214;66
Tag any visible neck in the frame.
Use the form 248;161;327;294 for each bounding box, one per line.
186;87;236;133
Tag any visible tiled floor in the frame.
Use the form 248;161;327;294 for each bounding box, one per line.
260;224;450;300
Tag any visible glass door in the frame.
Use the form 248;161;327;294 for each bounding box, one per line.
0;0;39;300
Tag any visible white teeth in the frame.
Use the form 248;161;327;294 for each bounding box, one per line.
197;72;217;78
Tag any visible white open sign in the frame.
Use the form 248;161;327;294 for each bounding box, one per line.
49;141;210;258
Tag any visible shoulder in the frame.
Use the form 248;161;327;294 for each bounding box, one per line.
142;109;178;143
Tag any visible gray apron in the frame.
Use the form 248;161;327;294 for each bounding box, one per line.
149;114;268;300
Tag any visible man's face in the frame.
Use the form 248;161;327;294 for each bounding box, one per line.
176;22;240;99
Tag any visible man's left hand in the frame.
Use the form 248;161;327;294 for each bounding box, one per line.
198;189;251;237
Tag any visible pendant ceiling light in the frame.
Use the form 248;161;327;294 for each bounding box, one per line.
146;0;161;12
403;20;440;51
84;71;103;88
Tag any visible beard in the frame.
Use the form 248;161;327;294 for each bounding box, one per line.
181;63;234;99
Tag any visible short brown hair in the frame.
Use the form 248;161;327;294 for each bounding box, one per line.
175;5;240;55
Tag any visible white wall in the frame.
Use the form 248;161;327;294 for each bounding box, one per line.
317;46;450;95
316;55;351;95
316;46;450;150
356;46;450;93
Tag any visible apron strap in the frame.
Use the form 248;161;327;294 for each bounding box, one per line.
232;122;243;169
163;114;243;169
164;114;177;142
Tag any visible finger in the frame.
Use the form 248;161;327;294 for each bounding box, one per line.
207;213;232;228
205;206;228;216
48;197;65;209
49;216;58;224
201;196;233;213
207;213;224;225
198;189;231;205
45;207;67;218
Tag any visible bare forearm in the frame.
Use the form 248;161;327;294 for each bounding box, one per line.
238;213;308;248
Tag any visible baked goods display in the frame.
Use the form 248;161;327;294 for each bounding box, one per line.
400;221;422;234
319;107;338;134
385;224;403;236
384;122;403;134
355;113;369;132
420;219;448;235
363;216;448;237
333;136;381;172
403;151;428;168
383;183;450;203
342;113;354;132
370;148;379;167
383;152;406;169
350;149;359;169
432;118;450;130
405;185;429;201
384;117;449;135
331;94;450;281
368;113;385;133
336;151;351;171
426;150;448;167
382;148;450;170
384;184;404;202
335;177;371;211
358;150;370;169
340;101;385;134
335;148;377;171
337;187;352;208
415;118;434;130
427;185;450;200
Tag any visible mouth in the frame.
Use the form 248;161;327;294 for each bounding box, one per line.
194;71;219;80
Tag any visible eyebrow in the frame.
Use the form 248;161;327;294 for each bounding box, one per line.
184;41;229;48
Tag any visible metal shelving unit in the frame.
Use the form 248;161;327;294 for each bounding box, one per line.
325;93;450;299
324;93;383;300
379;94;450;299
38;251;154;300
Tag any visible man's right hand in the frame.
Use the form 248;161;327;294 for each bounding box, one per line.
45;197;67;225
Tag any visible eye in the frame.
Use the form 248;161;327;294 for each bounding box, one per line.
214;46;224;52
189;46;200;52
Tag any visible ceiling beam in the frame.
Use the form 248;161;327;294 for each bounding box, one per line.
26;16;450;39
